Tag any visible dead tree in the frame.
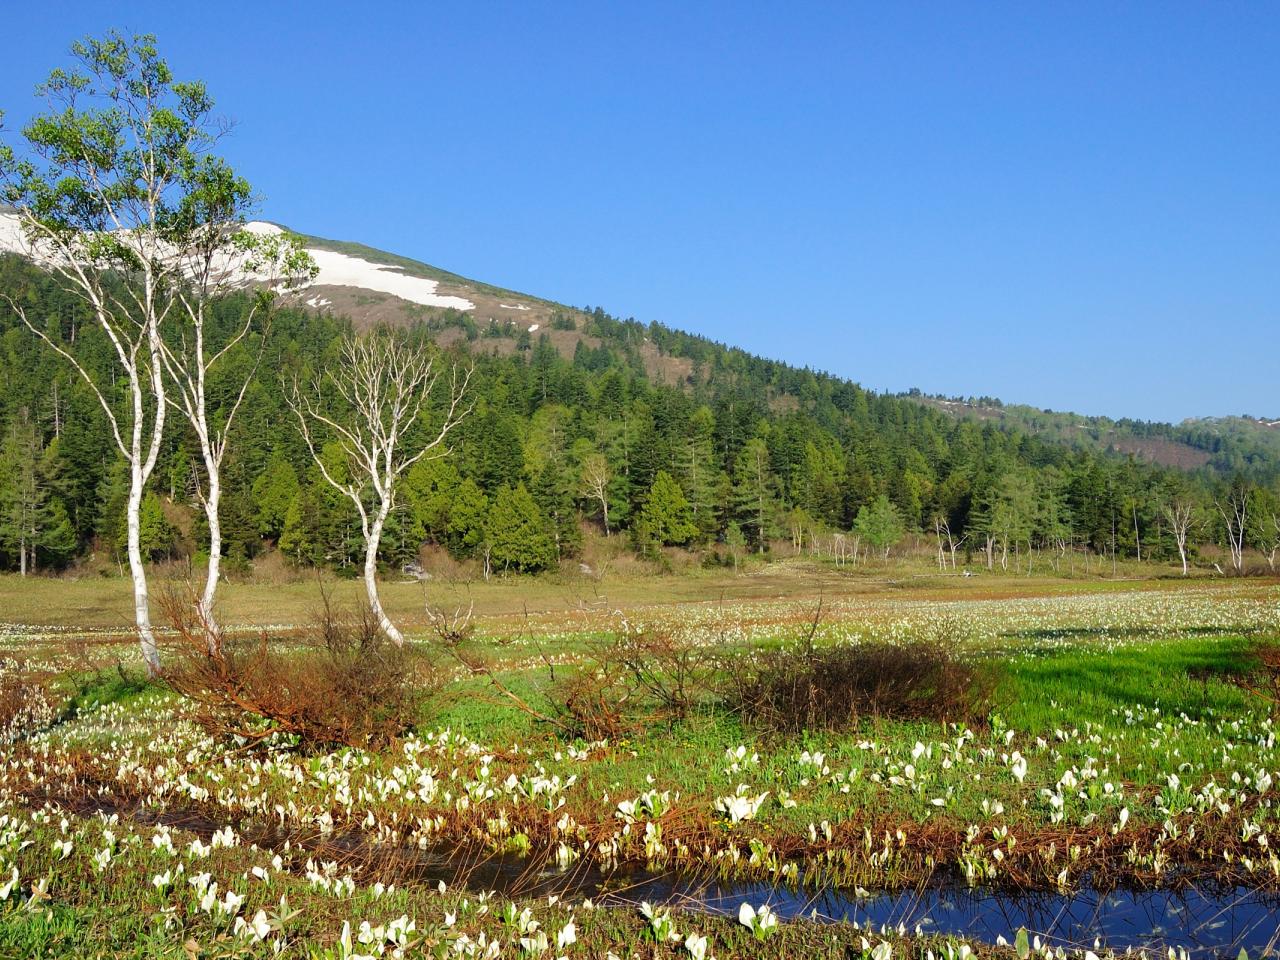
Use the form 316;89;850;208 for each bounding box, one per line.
1162;499;1197;577
1217;486;1249;575
579;452;612;536
932;515;967;571
286;331;471;645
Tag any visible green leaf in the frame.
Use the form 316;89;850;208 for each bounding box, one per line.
1014;927;1030;960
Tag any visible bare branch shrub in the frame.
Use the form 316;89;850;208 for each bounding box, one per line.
426;597;718;739
160;585;440;749
728;617;998;733
1240;638;1280;712
540;620;722;738
551;668;635;741
596;621;718;720
426;598;577;734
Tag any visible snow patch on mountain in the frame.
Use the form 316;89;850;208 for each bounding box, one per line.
0;212;36;260
0;214;476;312
303;247;474;310
239;222;476;311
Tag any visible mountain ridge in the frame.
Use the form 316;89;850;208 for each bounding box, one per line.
0;209;1273;476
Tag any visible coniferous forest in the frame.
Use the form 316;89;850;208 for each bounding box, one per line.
2;250;1276;579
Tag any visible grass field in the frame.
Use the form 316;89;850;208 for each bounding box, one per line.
1;569;1279;958
0;555;1219;630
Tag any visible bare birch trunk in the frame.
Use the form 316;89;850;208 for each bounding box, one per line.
199;474;222;650
364;504;404;645
127;463;160;674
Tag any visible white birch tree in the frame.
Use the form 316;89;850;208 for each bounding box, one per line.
0;34;247;673
1161;498;1198;577
286;331;472;644
1217;482;1249;575
579;451;612;535
159;230;314;651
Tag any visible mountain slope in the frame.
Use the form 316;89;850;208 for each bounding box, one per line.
906;393;1279;479
1;208;1274;480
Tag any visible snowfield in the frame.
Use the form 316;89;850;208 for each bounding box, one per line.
0;214;478;312
302;246;474;311
0;213;37;261
244;222;476;311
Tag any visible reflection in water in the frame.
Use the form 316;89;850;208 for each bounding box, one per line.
73;798;1280;957
595;877;1280;958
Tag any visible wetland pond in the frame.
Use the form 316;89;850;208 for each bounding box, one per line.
73;798;1280;957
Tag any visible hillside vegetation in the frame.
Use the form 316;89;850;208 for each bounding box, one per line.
909;392;1280;480
2;251;1276;580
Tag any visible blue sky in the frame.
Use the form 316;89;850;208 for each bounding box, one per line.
3;3;1277;422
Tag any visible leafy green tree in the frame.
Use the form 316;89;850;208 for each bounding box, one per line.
972;469;1037;571
854;494;904;560
724;520;747;572
1;31;279;671
136;492;176;563
279;485;322;565
1247;484;1280;573
486;484;556;573
1035;472;1075;571
403;458;462;546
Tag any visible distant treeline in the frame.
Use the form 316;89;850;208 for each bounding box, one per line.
1;253;1276;576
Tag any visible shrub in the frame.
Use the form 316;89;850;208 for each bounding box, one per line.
161;588;439;749
1242;638;1280;711
730;620;997;733
430;602;717;740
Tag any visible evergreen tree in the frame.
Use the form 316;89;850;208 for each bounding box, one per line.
136;492;176;563
733;437;776;553
634;470;698;550
0;410;74;573
677;406;720;540
251;451;300;540
533;459;580;561
445;478;490;558
486;484;556;572
403;458;462;547
279;485;323;565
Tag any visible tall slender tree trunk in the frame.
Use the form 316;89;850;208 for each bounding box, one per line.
199;474;222;652
363;503;404;646
127;466;160;675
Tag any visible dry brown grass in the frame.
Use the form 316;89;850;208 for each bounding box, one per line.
159;587;441;749
730;618;998;733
